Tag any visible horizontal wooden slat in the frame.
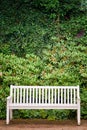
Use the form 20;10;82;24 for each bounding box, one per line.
11;85;79;89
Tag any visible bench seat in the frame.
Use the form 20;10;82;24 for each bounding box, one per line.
9;103;78;109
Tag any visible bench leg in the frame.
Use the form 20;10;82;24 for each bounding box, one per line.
77;108;80;125
10;109;13;120
6;107;10;124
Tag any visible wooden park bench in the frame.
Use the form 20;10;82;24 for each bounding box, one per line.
6;85;80;125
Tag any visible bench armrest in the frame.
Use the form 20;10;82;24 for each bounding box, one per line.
7;96;12;103
77;96;80;104
77;96;80;100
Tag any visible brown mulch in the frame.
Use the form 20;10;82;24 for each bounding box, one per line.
0;119;87;130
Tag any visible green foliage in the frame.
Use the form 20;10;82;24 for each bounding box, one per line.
0;36;87;118
81;0;87;11
12;0;85;18
32;0;85;18
0;54;44;86
59;0;82;18
0;2;55;56
0;0;87;120
81;88;87;119
39;0;59;12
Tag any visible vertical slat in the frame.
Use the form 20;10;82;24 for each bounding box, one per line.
47;88;48;104
42;88;44;104
70;88;72;104
41;88;42;103
11;88;13;103
76;88;77;104
14;88;16;103
45;88;47;104
23;88;25;103
49;88;50;104
67;88;69;104
74;88;76;104
64;88;66;104
17;88;19;103
61;88;63;104
52;88;53;104
30;88;31;103
53;88;54;104
26;88;28;103
33;88;34;103
39;88;41;104
36;88;38;104
20;88;22;103
58;88;59;104
55;88;56;104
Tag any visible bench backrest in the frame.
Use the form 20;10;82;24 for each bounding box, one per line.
10;85;80;105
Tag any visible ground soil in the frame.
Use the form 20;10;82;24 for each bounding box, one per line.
0;119;87;130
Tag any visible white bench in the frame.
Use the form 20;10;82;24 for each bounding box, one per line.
6;85;80;125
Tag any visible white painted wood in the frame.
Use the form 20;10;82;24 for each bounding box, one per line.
52;88;53;104
74;89;76;104
64;88;66;104
67;88;69;104
30;88;31;104
26;88;28;104
58;88;59;104
23;88;25;103
17;88;19;103
48;88;50;104
14;88;16;103
6;96;12;124
45;88;47;104
20;88;22;103
77;85;80;125
42;88;44;104
70;89;72;104
36;88;37;103
77;97;80;125
6;106;9;124
55;88;56;104
61;88;63;104
6;85;80;125
39;88;41;104
33;88;34;104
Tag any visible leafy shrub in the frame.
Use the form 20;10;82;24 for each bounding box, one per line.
81;88;87;119
0;37;87;118
0;0;87;120
32;0;85;18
